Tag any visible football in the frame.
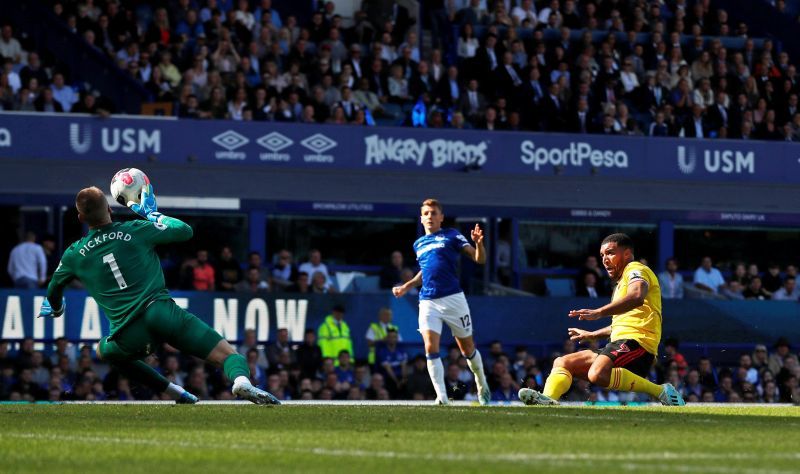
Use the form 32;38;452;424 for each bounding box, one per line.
110;168;150;206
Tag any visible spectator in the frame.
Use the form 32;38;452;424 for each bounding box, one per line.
334;350;355;387
7;231;47;289
379;250;404;289
693;256;725;295
575;272;600;298
50;73;78;112
659;258;684;299
663;338;689;377
216;246;243;292
365;373;386;400
761;264;783;296
190;249;215;291
286;271;310;293
298;249;331;284
50;337;76;370
266;328;295;368
33;89;64;113
366;307;400;366
511;0;537;27
296;329;322;379
681;104;709;138
698;357;719;390
771;277;800;301
492;372;519;402
237;328;269;369
310;271;336;294
405;355;435;399
0;25;23;63
768;338;791;375
234;267;270;293
270;249;296;291
445;362;469;400
459;78;487;125
233;250;261;279
738;354;759;386
376;329;407;396
683;369;703;400
742;276;769;300
457;23;479;59
721;280;745;300
317;305;353;364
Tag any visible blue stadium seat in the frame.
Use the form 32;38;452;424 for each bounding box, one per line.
353;276;380;293
545;278;575;297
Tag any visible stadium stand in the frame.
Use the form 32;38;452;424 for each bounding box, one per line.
0;0;798;139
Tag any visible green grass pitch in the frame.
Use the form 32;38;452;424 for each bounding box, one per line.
1;404;798;473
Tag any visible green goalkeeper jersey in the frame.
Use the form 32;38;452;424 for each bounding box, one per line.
47;216;193;336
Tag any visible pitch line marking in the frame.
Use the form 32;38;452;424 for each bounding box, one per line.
1;431;798;472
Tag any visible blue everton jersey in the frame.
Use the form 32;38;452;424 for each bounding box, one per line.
414;228;470;300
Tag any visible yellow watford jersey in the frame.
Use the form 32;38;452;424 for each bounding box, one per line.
610;261;662;355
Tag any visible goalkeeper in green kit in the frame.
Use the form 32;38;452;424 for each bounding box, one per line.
40;185;280;405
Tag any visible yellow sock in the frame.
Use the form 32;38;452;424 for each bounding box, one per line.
543;367;573;400
608;367;662;398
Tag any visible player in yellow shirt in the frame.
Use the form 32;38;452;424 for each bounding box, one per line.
520;233;685;406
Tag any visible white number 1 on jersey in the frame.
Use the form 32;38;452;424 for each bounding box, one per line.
102;253;128;289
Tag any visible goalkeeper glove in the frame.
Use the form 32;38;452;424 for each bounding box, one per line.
39;298;65;318
128;184;164;223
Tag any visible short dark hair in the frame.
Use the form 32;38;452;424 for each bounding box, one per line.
601;233;634;251
75;186;109;226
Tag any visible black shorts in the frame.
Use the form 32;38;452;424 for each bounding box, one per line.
593;339;655;378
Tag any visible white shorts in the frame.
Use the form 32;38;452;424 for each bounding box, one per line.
418;292;473;339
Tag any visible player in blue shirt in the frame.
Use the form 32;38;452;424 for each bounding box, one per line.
393;198;490;405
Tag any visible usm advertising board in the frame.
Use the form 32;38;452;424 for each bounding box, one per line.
1;113;799;183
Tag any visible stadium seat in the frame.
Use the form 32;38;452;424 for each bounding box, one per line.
545;278;575;297
353;276;380;293
335;272;365;293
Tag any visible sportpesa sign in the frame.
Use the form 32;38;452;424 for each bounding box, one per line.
520;140;629;171
1;113;799;183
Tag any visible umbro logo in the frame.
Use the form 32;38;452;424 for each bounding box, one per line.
301;133;337;154
257;132;293;152
212;130;249;151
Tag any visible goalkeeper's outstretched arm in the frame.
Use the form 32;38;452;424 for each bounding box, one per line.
44;260;75;318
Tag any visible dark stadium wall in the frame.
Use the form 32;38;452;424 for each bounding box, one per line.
5;157;800;215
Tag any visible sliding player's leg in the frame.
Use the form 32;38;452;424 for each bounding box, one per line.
519;350;597;405
145;299;280;405
98;326;197;404
593;340;685;406
454;336;490;406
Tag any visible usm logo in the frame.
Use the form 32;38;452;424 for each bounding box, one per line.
677;145;755;175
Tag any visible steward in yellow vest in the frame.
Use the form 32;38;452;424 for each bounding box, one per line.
366;307;401;365
317;305;353;365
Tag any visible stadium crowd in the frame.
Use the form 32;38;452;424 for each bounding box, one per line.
1;329;798;403
9;232;800;301
575;254;800;300
1;1;800;139
7;230;800;301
